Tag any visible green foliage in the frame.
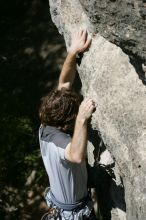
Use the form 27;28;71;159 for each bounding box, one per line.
0;116;37;185
0;116;47;219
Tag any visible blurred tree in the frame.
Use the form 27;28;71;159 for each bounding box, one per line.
0;0;66;219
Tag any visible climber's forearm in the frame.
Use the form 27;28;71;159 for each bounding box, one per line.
65;98;96;164
58;52;77;90
58;29;91;90
65;116;88;163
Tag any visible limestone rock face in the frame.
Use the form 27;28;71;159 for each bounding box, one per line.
48;0;146;220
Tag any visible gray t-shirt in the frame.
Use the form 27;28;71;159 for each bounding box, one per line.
39;125;88;204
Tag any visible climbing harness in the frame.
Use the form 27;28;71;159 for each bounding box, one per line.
41;187;93;220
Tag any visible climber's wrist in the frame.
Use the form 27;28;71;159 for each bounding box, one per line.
68;48;78;56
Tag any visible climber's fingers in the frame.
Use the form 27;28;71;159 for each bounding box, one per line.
79;29;85;37
81;29;87;42
83;35;92;50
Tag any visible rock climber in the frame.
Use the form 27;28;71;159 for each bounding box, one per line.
39;29;97;220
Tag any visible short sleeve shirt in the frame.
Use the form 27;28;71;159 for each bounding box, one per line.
39;125;88;204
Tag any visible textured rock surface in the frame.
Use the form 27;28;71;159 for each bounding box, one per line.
79;0;146;60
79;0;146;83
48;0;146;220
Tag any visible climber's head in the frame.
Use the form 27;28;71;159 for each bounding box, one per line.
39;88;81;134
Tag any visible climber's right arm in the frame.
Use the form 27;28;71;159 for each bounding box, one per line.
65;98;95;163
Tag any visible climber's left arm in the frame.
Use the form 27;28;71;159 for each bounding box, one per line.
58;29;92;90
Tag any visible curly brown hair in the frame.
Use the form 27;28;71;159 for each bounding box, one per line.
39;88;82;133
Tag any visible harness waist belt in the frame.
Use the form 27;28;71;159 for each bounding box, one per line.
50;190;90;211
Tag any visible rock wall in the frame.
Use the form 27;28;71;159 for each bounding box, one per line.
48;0;146;220
79;0;146;59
